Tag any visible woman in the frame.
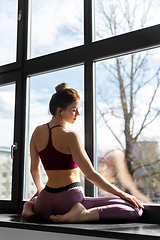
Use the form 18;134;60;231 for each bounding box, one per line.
22;83;143;222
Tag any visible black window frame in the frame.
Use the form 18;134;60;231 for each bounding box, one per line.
0;0;160;213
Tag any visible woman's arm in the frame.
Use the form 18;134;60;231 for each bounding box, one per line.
67;131;144;208
30;132;44;194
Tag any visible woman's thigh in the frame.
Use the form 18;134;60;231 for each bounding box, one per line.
80;195;125;209
80;195;142;221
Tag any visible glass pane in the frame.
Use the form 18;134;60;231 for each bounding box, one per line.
29;0;84;59
96;47;160;204
0;0;18;65
24;65;84;200
94;0;160;41
0;84;15;200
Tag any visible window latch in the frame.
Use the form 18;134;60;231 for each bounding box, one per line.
11;142;18;160
18;10;22;21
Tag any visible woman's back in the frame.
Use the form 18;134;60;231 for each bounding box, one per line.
34;123;70;154
31;123;80;188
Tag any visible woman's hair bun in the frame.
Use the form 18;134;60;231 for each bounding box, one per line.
55;83;69;93
49;82;80;115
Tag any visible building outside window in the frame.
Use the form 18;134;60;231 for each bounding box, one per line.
0;148;12;200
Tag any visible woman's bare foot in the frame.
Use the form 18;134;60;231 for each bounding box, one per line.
22;210;35;220
49;203;85;223
49;203;99;223
21;201;35;220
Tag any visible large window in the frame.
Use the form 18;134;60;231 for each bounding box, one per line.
96;47;160;203
0;0;160;212
94;0;160;41
0;0;18;66
0;84;15;200
29;0;84;59
24;66;84;200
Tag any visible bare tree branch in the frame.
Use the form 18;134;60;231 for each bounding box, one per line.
133;153;160;180
133;159;160;172
141;110;160;130
141;0;152;27
136;171;160;181
134;73;155;95
97;0;115;35
101;62;119;84
98;107;124;150
134;73;160;141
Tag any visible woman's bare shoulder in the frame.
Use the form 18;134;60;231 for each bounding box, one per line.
32;123;48;136
64;129;81;144
64;129;78;136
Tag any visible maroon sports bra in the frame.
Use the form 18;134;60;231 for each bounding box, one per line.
38;124;78;170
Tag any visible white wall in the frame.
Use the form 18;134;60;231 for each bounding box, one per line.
0;227;107;240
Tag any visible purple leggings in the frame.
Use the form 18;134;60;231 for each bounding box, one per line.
31;183;143;221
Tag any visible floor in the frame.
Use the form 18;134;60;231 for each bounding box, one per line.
0;214;160;239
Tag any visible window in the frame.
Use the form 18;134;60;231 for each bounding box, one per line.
2;173;7;178
0;0;160;212
94;0;160;41
95;47;160;203
29;0;84;59
1;192;6;198
1;183;6;188
23;66;84;200
0;84;15;200
0;0;18;66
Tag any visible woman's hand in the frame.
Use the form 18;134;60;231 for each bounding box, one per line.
121;192;144;209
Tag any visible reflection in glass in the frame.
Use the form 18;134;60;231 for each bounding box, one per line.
29;0;84;59
96;47;160;203
0;84;15;200
24;65;84;200
94;0;160;41
0;0;18;65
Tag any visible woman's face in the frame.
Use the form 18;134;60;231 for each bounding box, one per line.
61;100;80;124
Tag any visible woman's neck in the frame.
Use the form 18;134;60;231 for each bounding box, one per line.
50;116;66;128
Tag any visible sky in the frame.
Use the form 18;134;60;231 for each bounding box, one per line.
0;0;17;65
30;0;84;58
0;0;160;157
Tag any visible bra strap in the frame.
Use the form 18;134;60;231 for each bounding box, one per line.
47;123;64;130
50;125;64;130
